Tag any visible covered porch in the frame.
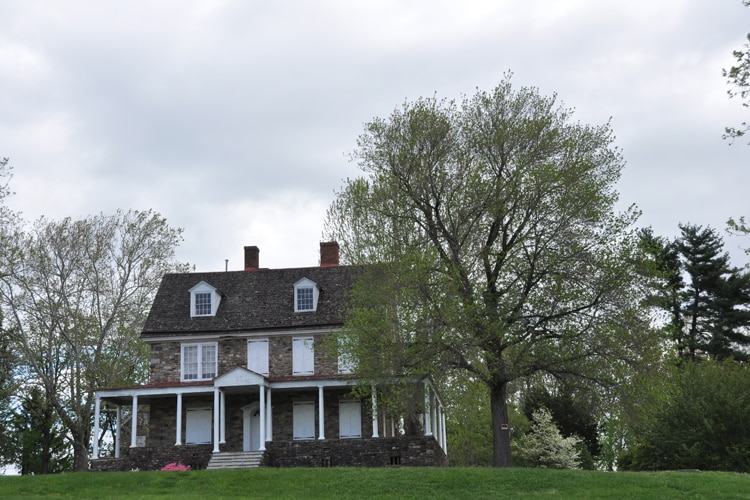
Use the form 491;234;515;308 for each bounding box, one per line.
91;370;447;470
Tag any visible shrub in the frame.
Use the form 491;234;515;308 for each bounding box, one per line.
514;407;581;469
161;462;191;471
623;360;750;472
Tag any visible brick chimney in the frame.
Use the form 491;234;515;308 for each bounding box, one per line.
244;246;259;271
320;241;339;267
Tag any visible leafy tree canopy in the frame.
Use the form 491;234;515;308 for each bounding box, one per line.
622;360;750;472
325;74;658;466
723;0;750;143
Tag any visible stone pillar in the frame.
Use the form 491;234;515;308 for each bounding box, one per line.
115;405;121;458
259;385;266;451
93;397;101;459
130;395;138;448
371;386;379;438
175;393;182;446
213;388;220;453
318;386;325;440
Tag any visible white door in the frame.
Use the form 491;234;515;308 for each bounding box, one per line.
185;408;212;444
243;404;261;451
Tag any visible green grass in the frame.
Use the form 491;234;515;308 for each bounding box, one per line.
1;467;749;499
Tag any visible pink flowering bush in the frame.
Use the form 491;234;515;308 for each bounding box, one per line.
161;462;191;471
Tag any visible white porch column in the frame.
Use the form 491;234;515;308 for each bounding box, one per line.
175;393;182;446
220;390;226;444
130;395;138;448
213;388;220;453
424;381;432;436
371;386;379;438
441;408;447;455
93;397;101;459
259;384;266;451
435;405;442;449
115;405;121;458
318;386;325;440
266;387;273;441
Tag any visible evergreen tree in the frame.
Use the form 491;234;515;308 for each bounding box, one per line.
679;224;750;360
10;385;71;474
643;224;750;361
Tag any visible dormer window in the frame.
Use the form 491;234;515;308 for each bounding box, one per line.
190;281;221;317
294;278;319;313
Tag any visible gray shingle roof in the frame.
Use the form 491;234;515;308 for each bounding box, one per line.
141;265;359;338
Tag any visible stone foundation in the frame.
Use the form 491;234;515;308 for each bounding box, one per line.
89;444;213;472
90;437;446;471
265;437;447;467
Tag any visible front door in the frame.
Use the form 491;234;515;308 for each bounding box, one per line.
242;403;261;451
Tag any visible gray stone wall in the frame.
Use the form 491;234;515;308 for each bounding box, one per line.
149;342;181;383
148;396;215;448
265;437;447;467
148;333;341;384
90;444;213;472
219;338;246;374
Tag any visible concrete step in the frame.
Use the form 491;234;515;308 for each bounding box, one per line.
207;451;265;470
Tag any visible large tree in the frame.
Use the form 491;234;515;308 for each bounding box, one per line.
642;224;750;361
723;0;750;143
0;210;188;471
325;76;656;467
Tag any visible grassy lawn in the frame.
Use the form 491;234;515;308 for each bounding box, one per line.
1;467;749;499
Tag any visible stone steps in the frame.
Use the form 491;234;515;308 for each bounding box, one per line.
206;451;265;470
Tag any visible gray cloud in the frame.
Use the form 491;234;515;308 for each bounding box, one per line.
2;0;748;270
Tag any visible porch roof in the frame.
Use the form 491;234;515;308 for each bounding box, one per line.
96;373;359;404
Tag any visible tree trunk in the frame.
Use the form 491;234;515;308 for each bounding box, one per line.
72;434;89;471
490;381;513;467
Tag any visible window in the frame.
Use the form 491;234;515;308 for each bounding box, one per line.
293;278;319;312
339;400;362;438
293;401;315;440
194;292;212;316
247;339;269;375
338;336;355;374
293;337;314;375
190;281;221;317
182;343;217;381
297;287;314;311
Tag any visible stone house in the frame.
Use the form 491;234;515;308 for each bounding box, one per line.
90;242;447;471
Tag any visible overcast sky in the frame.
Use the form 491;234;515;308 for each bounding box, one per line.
2;1;748;272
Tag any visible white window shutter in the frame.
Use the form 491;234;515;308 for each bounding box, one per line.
248;339;269;375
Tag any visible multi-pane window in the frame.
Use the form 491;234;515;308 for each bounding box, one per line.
292;337;314;375
293;278;318;312
194;292;212;316
296;287;314;311
182;343;217;381
190;281;220;317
